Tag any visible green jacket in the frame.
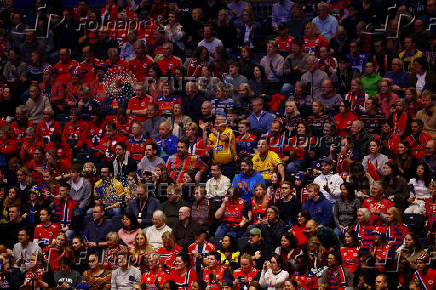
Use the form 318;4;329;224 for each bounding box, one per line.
361;73;382;98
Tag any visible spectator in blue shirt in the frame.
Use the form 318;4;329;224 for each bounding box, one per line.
272;0;293;32
312;2;338;41
232;157;265;201
155;121;178;162
384;58;410;94
302;183;333;226
247;97;275;136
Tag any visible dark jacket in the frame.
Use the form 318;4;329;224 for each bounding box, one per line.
408;71;436;93
173;219;200;249
161;199;188;229
333;197;361;228
127;196;161;228
259;219;288;250
349;131;371;162
242;239;272;270
112;154;137;181
274;197;301;226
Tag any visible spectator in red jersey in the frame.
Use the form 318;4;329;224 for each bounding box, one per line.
78;45;98;85
232;253;260;288
141;253;169;288
0;125;18;159
52;48;79;84
340;229;360;273
389;98;413;139
20;127;41;164
321;251;354;289
33;207;61;249
353;208;375;249
43;231;73;273
287;122;316;173
203;251;231;290
127;83;152;123
157;42;182;76
63;107;89;149
266;120;291;163
36;108;61;145
377;78;399;118
168;251;198;289
166;138;208;184
25;146;46;186
128;40;154;83
96;122;128;164
106;47;128;76
127;122;149;162
412;255;436;290
380;207;409;249
303;22;328;56
291;252;318;289
274;23;294;56
405;119;433;160
362;181;394;225
334;100;359;137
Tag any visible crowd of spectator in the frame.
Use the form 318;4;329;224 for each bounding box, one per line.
0;0;436;289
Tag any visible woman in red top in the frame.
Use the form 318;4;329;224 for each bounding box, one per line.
168;252;198;290
33;207;61;248
274;232;301;274
345;78;368;113
303;22;328;56
87;109;106;147
404;87;422;118
340;229;360;273
291;209;311;246
288;122;316;172
20;127;42;164
389;98;412;139
43;231;73;273
63;108;89;148
248;183;272;225
382;207;409;249
158;231;182;268
0;125;18;157
186;46;210;77
21;253;50;289
334;100;359;136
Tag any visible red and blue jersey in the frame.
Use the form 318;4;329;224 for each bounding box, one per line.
340;247;359;273
353;223;375;248
127;136;150;162
236;134;257;154
381;224;409;249
155;95;181;117
292;271;318;289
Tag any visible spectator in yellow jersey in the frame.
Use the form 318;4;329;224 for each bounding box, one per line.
206;115;238;179
252;138;285;185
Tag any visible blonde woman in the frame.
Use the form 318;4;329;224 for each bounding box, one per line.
168;103;192;138
102;231;128;270
157;230;182;268
302;22;328;55
130;231;153;274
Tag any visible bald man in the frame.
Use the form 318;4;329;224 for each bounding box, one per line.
155;121;178;162
173;206;200;249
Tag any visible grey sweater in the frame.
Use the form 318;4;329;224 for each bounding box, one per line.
111;266;141;290
68;177;91;209
333;197;361;228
